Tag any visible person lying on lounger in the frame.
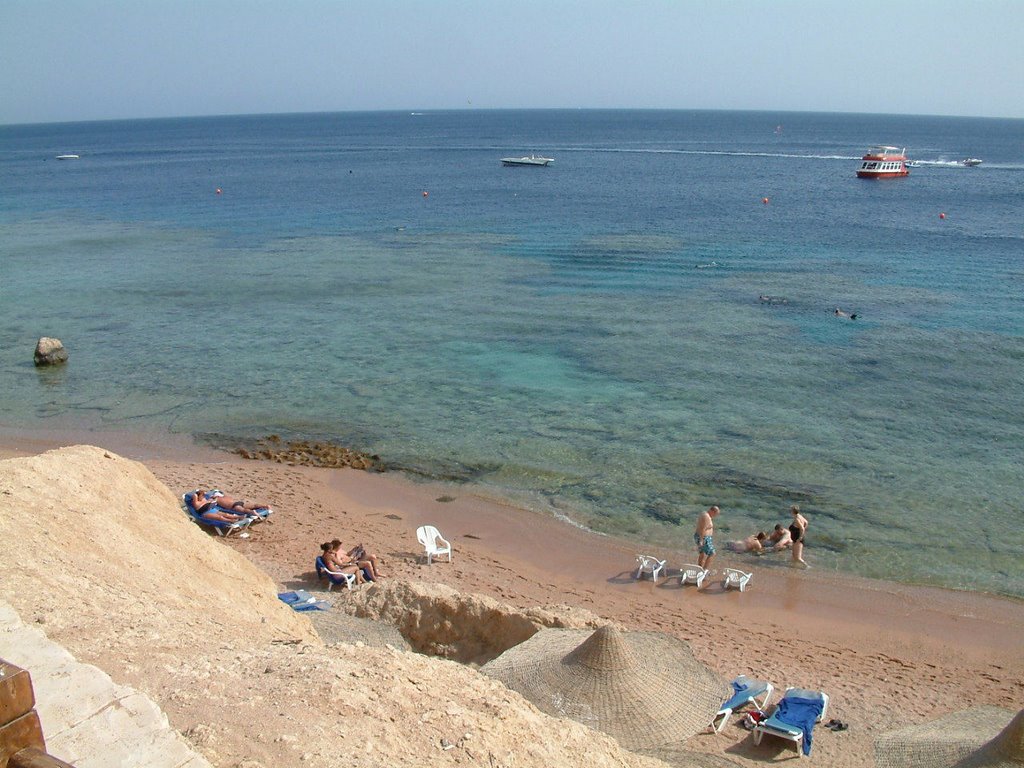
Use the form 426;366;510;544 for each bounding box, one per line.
195;489;272;515
320;542;367;584
330;538;384;580
188;492;249;523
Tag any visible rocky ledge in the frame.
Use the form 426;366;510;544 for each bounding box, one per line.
234;435;384;471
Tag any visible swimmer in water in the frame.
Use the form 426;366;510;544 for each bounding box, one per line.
835;308;858;320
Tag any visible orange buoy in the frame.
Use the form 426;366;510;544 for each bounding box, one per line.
939;212;946;219
762;197;769;205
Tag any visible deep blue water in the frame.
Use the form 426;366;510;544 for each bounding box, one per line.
2;110;1022;595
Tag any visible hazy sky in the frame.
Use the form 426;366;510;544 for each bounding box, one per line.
2;0;1022;124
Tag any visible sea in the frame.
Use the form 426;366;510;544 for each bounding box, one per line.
1;109;1022;597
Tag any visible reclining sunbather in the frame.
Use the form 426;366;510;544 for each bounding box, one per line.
187;492;249;524
196;489;272;515
726;532;766;554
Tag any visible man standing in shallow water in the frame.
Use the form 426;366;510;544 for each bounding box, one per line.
694;505;720;575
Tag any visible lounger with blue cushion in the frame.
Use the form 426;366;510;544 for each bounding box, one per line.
182;492;252;537
753;687;829;757
278;590;330;611
315;556;356;591
205;489;273;522
711;675;774;733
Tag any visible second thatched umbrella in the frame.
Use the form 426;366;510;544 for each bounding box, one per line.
481;624;723;750
874;707;1023;768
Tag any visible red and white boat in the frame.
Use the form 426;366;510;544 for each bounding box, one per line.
856;146;910;179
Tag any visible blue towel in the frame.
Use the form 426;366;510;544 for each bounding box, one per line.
722;676;765;711
278;591;329;611
774;696;824;756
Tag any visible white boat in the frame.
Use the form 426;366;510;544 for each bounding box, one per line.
961;158;983;167
55;154;80;160
501;155;553;167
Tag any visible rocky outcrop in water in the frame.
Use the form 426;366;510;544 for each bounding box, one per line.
33;337;68;366
235;435;384;471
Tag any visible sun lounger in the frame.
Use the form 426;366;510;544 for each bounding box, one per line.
315;556;356;591
679;564;709;588
182;492;252;537
711;675;774;733
722;568;752;592
278;590;330;611
635;554;667;581
205;489;273;523
753;687;829;757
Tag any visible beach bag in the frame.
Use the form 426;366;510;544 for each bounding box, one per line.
742;711;765;730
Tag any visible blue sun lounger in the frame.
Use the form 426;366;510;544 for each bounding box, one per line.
753;687;829;757
711;675;774;733
182;492;253;537
204;489;273;522
315;556;357;591
278;589;330;611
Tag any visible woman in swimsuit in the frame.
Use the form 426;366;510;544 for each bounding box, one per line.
789;505;808;566
320;542;366;584
198;489;272;515
190;491;247;524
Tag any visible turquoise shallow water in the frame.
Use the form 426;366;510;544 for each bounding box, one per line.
1;110;1022;595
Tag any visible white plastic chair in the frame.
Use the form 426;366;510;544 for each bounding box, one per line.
635;554;667;581
679;563;710;588
417;525;452;564
723;568;752;592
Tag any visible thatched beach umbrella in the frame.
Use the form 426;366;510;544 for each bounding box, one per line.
874;706;1023;768
480;625;723;750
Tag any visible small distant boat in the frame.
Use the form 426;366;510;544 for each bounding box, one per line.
501;155;553;167
55;154;80;160
961;158;983;167
856;146;910;179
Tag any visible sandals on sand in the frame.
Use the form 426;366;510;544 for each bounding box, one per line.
825;719;849;732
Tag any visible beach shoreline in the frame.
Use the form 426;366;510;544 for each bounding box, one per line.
3;424;1022;765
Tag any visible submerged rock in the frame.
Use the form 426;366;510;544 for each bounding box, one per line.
235;436;385;471
33;337;68;366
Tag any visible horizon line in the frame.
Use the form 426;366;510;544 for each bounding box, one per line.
3;106;1022;129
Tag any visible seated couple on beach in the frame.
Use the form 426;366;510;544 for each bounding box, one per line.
189;489;272;524
319;539;384;583
726;525;792;554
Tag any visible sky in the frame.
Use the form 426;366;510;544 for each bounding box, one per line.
2;0;1023;125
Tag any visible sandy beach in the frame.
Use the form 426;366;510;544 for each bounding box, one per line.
2;427;1022;766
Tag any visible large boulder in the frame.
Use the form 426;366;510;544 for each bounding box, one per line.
33;337;68;366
